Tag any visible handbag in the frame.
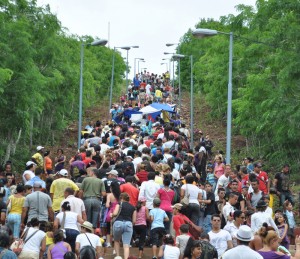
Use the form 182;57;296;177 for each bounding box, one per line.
184;218;202;240
180;184;190;207
10;227;39;255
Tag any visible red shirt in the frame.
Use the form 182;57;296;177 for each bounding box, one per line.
144;139;154;148
83;158;93;166
120;183;139;206
173;213;192;237
256;171;269;194
136;170;148;185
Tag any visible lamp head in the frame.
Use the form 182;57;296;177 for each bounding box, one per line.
192;28;218;38
91;39;108;46
172;54;185;59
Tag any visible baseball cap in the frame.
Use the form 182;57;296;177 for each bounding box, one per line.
171;203;183;210
36;146;44;151
106;170;118;176
26;161;36;167
57;169;68;177
33;182;43;188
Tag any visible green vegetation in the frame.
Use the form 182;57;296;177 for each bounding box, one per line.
178;0;300;174
0;0;126;165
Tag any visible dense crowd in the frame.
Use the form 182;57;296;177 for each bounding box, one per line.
0;71;299;259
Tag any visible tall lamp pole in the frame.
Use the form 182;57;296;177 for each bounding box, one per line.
134;58;144;75
160;62;168;71
138;60;145;74
164;52;176;90
109;45;139;115
190;55;194;150
192;28;233;164
172;54;185;114
78;39;108;149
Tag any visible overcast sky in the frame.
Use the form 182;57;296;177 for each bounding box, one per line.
37;0;256;79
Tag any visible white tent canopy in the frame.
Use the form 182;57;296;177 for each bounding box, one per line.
139;105;160;114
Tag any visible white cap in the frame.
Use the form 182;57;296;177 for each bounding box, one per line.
57;169;68;177
36;146;44;151
26;161;36;167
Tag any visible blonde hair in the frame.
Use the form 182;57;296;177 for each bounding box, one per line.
258;223;279;245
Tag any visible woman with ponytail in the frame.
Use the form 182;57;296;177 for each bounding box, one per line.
257;222;300;259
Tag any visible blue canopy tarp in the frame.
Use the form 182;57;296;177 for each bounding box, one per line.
150;103;175;113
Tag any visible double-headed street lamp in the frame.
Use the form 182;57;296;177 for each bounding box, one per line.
78;39;108;149
192;28;233;163
122;46;139;92
109;45;139;114
134;58;144;75
137;60;145;74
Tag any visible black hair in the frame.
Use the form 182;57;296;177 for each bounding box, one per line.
233;210;243;220
54;230;65;243
16;184;25;193
0;232;10;248
64;252;78;259
30;217;40;227
186;175;194;184
148;171;156;180
179;224;189;233
61;201;71;211
111;181;121;201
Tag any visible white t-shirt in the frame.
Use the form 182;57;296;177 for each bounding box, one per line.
222;245;263;259
251;211;278;234
146;84;151;94
223;222;239;247
181;184;202;205
171;169;180;181
215;175;229;200
222;202;235;222
208;229;232;258
175;234;190;255
23;170;35;183
163;244;180;259
100;144;110;155
76;233;102;249
22;227;46;253
56;211;79;231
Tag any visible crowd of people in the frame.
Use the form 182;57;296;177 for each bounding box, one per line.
0;70;299;259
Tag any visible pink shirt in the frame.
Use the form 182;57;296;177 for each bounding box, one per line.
158;188;175;212
135;206;147;226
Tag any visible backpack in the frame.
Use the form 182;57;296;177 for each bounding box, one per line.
172;179;184;204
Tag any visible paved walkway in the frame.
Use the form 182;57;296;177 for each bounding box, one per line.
105;247;153;259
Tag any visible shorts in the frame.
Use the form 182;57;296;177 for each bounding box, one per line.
113;220;133;245
150;227;166;247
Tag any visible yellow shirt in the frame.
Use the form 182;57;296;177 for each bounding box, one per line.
155;89;163;98
50;178;79;211
46;232;54;246
9;195;25;214
32;152;44;169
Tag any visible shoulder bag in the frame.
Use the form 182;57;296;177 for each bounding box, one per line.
180;184;190;207
10;227;39;255
184;217;202;240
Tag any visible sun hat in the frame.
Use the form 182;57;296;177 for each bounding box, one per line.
81;221;94;232
236;225;254;241
171;203;183;210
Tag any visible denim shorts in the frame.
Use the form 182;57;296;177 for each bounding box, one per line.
113;220;133;245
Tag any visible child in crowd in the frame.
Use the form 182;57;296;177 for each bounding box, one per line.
275;212;290;249
284;200;296;243
206;164;215;190
134;197;149;259
158;234;180;259
176;224;190;259
149;198;169;259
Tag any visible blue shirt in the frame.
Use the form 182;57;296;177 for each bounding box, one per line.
150;208;167;229
26;176;46;189
133;77;141;87
0;248;17;259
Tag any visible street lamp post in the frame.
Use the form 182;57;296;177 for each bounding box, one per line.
172;54;185;114
190;55;194;150
141;67;147;73
109;45;139;115
134;58;144;75
121;46;139;93
137;60;145;75
192;28;233;164
78;39;108;149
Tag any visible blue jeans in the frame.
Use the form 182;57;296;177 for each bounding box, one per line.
65;228;79;252
280;191;294;206
7;213;21;238
203;214;212;233
187;203;200;225
198;209;205;227
113;220;133;245
83;197;101;228
164;211;173;234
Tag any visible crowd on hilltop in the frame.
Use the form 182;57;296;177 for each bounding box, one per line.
0;70;299;259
